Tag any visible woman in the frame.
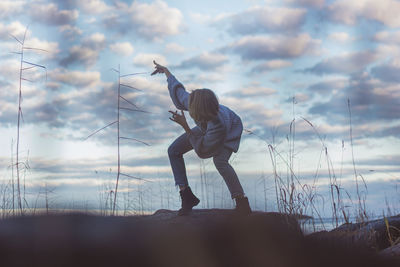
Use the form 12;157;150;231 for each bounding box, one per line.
152;60;251;216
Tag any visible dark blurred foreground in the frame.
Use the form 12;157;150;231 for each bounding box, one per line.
0;209;398;267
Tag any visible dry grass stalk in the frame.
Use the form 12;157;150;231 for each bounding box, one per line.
348;99;368;223
11;26;47;216
85;66;149;215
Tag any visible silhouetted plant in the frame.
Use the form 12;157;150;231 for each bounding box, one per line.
85;65;150;215
10;26;47;215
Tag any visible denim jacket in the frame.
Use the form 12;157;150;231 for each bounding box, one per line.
167;75;243;158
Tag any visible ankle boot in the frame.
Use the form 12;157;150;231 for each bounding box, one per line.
178;186;200;216
234;196;252;215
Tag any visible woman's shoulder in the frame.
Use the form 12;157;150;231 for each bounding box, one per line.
219;104;240;119
219;104;231;113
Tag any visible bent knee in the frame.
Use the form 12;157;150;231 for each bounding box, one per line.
167;145;175;157
213;157;229;169
168;144;180;158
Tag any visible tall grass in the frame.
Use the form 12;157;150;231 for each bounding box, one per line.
302;117;350;228
10;26;47;216
85;66;149;215
98;179;114;216
0;180;13;219
243;95;377;231
348;99;368;223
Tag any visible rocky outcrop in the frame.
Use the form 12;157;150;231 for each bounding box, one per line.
0;209;397;267
380;243;400;259
307;215;400;257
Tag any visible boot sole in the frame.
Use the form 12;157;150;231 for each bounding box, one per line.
178;199;200;216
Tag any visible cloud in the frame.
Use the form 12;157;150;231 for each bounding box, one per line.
306;78;348;95
17;157;122;184
355;154;400;167
213;6;306;35
0;21;59;58
59;25;82;40
190;12;227;25
46;74;180;146
376;124;400;138
109;42;134;56
225;82;277;98
60;46;98;67
371;60;400;83
0;0;24;19
49;69;101;88
285;0;325;7
375;43;400;61
75;0;111;14
221;97;285;135
133;53;167;69
24;37;60;58
103;0;184;41
251;60;292;73
308;73;400;128
0;21;27;41
374;30;400;45
0;74;16;105
50;82;118;131
286;93;310;103
304;50;378;75
328;32;352;43
0;59;20;80
129;0;183;39
186;72;226;84
29;3;78;26
60;33;106;67
0;83;60;127
165;43;185;54
328;0;400;28
0;56;47;86
82;32;106;49
226;34;319;61
176;52;228;71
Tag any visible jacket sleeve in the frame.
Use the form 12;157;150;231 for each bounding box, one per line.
167;75;189;111
188;116;226;159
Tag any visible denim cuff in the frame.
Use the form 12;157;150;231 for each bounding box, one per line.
231;192;245;199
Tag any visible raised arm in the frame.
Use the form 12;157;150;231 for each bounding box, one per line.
152;60;189;110
151;60;171;78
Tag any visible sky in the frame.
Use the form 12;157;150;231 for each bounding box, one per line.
0;0;399;218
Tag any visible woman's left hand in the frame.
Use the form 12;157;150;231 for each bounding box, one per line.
169;110;189;130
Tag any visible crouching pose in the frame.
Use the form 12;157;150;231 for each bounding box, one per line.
152;60;251;216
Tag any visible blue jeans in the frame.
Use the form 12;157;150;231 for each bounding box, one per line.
168;127;245;199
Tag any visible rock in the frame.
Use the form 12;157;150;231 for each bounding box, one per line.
140;209;303;233
0;210;397;267
380;243;400;259
307;215;400;252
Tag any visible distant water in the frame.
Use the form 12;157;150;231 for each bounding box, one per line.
299;216;381;234
299;217;340;234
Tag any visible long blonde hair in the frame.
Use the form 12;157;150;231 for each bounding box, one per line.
188;89;219;122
